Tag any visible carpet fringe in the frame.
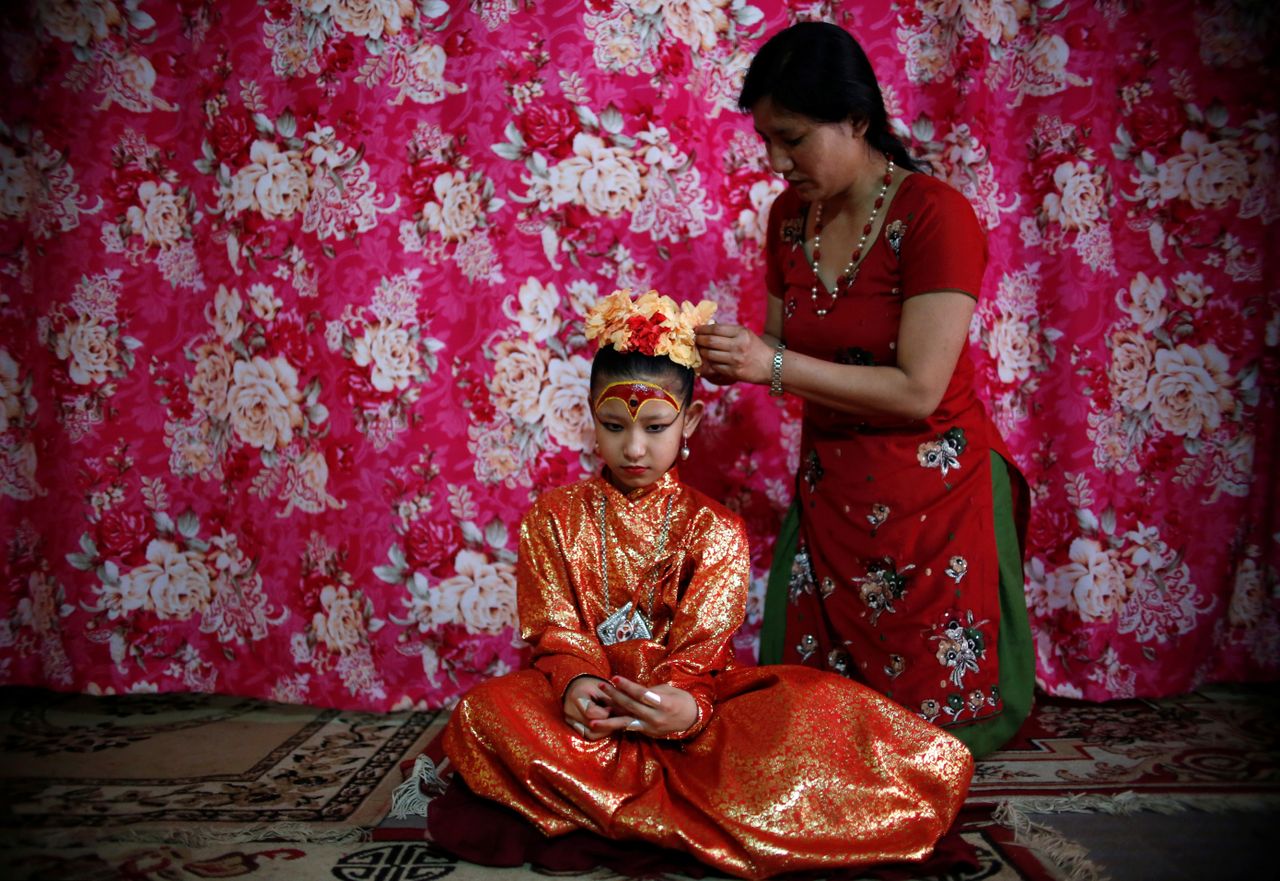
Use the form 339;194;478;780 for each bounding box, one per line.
388;754;447;819
992;801;1109;881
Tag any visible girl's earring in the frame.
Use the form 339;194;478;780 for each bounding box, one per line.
680;439;690;461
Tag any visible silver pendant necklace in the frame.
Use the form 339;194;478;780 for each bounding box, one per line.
595;491;675;646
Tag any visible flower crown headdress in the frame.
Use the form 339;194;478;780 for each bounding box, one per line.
584;288;717;370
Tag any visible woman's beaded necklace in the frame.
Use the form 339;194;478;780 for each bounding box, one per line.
808;158;895;318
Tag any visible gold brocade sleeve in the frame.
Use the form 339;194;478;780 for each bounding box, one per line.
517;496;610;700
650;503;750;740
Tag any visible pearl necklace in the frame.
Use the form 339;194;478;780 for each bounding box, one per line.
809;158;895;318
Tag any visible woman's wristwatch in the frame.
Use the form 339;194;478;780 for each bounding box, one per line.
769;342;786;397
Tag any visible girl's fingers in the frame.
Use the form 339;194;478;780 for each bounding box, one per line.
589;716;645;735
569;713;618;740
607;676;650;702
601;687;641;716
616;677;665;707
607;674;636;691
604;678;668;716
575;695;610;720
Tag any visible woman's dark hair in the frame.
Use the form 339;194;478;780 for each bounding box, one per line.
589;346;695;408
738;21;926;173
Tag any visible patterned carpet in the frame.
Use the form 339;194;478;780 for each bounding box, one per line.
0;683;1275;880
970;684;1280;808
0;687;444;840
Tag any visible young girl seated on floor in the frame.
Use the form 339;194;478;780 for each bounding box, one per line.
432;289;974;880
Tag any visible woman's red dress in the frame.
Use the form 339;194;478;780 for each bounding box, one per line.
767;173;1025;731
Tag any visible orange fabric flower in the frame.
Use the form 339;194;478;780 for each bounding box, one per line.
584;288;716;369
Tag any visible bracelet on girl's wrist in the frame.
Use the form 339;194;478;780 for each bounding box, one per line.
769;342;786;397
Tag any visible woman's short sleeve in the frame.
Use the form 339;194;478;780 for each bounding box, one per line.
899;180;988;301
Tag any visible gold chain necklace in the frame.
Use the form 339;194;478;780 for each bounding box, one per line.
595;491;675;646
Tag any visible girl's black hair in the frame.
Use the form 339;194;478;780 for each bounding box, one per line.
589;346;695;408
738;21;927;173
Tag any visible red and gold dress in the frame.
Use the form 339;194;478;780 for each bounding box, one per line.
442;469;973;880
764;173;1032;747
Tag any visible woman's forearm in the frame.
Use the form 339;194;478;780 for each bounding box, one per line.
770;291;976;421
773;349;940;421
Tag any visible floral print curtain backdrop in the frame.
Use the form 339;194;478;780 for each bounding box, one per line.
0;0;1275;711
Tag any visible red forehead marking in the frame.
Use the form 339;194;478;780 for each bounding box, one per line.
593;381;681;421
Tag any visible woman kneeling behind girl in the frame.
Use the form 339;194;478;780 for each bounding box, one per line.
435;290;973;880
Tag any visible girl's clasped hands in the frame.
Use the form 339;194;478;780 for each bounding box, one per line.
563;675;698;741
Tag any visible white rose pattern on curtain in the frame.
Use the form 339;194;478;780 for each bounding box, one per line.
0;0;1274;710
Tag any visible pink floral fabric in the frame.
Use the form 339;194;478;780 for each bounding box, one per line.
0;0;1274;710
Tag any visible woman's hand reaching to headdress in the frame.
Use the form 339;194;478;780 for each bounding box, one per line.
694;323;774;386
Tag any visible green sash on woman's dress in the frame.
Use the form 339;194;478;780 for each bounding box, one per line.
759;501;798;666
